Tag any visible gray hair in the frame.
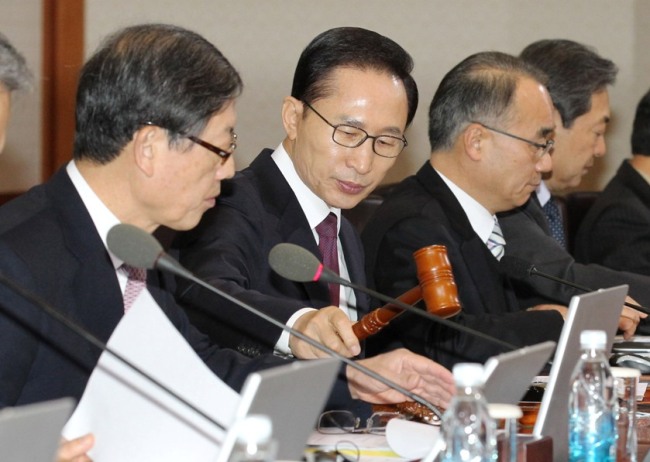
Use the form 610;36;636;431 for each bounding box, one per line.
0;32;32;92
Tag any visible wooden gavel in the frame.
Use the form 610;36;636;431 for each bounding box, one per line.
355;244;462;424
352;244;461;340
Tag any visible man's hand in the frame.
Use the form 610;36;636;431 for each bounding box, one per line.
618;296;647;339
290;306;361;359
57;434;94;462
345;348;455;409
527;304;568;319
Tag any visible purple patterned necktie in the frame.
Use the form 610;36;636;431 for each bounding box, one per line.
122;264;147;312
315;213;340;306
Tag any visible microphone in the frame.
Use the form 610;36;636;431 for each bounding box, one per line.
268;242;518;351
0;270;224;431
106;224;444;420
500;256;650;315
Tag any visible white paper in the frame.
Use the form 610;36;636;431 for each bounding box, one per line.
385;419;440;459
307;430;405;461
63;290;241;461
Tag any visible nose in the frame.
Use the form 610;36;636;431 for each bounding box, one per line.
536;151;552;173
215;156;235;180
594;135;607;158
345;140;375;175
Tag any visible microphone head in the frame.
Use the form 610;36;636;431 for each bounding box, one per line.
107;223;163;269
499;255;535;279
269;243;323;283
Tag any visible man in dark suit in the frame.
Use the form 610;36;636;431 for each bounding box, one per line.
575;89;650;275
176;27;418;360
362;52;643;370
497;40;650;316
0;25;454;460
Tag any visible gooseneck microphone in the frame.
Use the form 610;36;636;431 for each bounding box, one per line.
500;256;650;315
106;224;443;419
0;270;225;430
268;242;518;351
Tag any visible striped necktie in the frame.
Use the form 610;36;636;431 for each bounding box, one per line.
486;218;506;261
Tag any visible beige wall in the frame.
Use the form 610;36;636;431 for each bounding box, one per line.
3;1;649;192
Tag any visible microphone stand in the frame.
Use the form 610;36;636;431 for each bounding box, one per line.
158;259;444;419
0;271;226;431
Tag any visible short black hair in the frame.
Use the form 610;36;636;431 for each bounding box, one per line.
291;27;418;127
428;51;547;152
0;32;32;92
631;89;650;156
74;24;242;164
520;39;617;128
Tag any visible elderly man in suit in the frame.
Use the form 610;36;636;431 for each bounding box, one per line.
497;40;650;319
575;89;650;274
0;24;454;460
362;51;643;370
176;27;418;360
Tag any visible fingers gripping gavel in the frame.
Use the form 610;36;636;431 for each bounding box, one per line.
352;245;461;340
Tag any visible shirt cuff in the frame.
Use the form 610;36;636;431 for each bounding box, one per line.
274;307;317;356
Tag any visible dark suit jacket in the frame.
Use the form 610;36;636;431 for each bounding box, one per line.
575;160;650;275
498;180;650;316
0;167;354;410
361;162;563;369
176;149;370;357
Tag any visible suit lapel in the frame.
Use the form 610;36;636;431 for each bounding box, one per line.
249;151;331;306
47;169;125;342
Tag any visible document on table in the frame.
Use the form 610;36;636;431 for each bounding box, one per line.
63;290;241;461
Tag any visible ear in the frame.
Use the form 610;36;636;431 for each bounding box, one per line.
463;123;485;161
281;96;304;140
131;125;159;177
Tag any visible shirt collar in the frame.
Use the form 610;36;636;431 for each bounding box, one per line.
437;169;497;244
536;181;551;207
66;160;123;269
271;143;341;232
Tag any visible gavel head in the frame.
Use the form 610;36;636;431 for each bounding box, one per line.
413;245;461;318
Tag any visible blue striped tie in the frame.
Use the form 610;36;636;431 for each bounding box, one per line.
487;219;506;261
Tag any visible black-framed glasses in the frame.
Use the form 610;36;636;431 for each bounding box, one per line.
186;132;237;164
473;121;554;160
317;410;405;435
303;102;407;158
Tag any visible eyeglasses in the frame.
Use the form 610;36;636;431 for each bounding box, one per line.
317;410;404;435
143;122;237;164
186;132;237;164
303;102;407;158
473;122;554;160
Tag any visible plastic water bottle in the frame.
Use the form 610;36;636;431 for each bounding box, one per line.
227;414;277;462
439;362;496;462
568;330;616;462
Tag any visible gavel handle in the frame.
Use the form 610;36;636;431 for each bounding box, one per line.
352;286;422;340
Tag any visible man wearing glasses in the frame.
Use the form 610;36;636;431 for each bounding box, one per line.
497;40;650;324
362;51;642;370
176;26;416;361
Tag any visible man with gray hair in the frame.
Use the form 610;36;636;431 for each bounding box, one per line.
0;32;31;152
498;39;650;320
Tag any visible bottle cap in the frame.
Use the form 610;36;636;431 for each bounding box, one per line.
580;330;606;349
452;362;484;387
234;414;273;444
487;403;523;420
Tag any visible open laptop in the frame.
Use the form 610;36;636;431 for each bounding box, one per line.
482;340;556;405
532;285;628;461
217;357;341;462
0;397;75;461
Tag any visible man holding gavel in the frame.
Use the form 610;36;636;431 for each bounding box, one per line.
176;26;418;360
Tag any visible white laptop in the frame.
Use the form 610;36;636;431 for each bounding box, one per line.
532;285;628;461
217;358;341;462
0;397;75;461
482;340;556;405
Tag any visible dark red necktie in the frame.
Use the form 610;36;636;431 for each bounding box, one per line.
315;213;340;306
